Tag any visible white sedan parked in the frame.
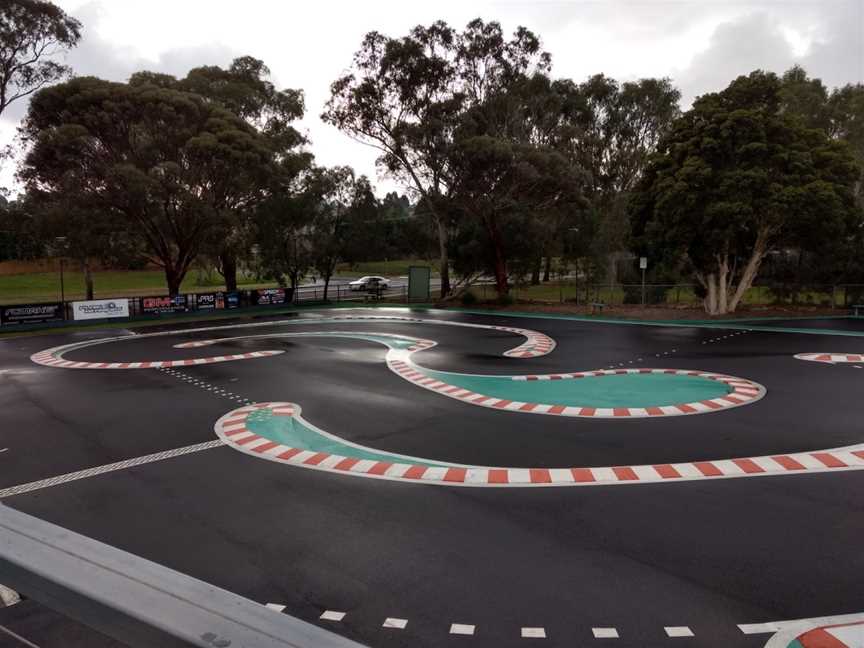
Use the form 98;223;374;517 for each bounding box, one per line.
348;276;390;291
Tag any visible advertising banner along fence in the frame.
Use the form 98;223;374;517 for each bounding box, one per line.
141;295;189;315
72;299;130;321
0;303;64;326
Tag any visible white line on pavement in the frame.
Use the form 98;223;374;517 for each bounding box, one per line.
0;440;224;499
0;624;41;648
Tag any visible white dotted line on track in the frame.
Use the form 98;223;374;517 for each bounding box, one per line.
265;604;798;641
0;440;224;499
158;367;252;406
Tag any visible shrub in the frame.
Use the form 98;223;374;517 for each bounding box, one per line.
460;291;478;306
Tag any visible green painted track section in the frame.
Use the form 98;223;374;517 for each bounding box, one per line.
277;331;733;408
417;367;731;408
245;408;443;467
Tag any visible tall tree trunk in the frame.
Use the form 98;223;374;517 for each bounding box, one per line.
543;256;551;283
323;274;331;300
703;272;718;315
717;255;729;315
531;257;541;285
82;258;94;300
165;265;183;297
220;252;238;292
484;216;508;297
728;230;770;313
436;217;450;298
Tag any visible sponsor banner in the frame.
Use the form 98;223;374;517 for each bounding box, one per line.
72;299;129;321
0;302;65;326
196;293;225;310
141;295;189;315
225;292;241;309
255;288;293;305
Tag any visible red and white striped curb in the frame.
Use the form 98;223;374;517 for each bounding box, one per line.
795;352;864;364
324;316;556;358
386;358;765;418
787;620;864;647
30;348;284;369
216;403;864;487
764;613;864;648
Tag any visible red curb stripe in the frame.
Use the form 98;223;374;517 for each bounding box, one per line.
854;450;864;460
493;400;512;409
699;400;723;409
333;457;360;471
812;453;847;468
304;452;330;466
613;467;639;481
444;467;467;482
613;408;630;417
570;468;595;482
488;469;509;484
732;458;765;474
519;402;538;412
252;441;279;454
654;464;681;479
676;404;697;414
367;461;393;475
235;435;263;446
403;465;427;479
579;407;596;416
530;469;551;483
798;628;849;648
277;448;303;461
646;407;664;416
771;455;806;470
694;461;723;477
548;405;566;414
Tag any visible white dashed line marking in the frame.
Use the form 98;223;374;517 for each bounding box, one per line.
521;627;546;638
320;610;346;621
449;623;475;635
265;603;286;612
665;626;694;637
0;440;224;499
0;448;8;454
592;627;619;638
738;622;782;634
382;618;408;629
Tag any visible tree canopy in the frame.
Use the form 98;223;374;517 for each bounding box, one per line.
631;70;862;314
20;76;280;295
0;0;81;118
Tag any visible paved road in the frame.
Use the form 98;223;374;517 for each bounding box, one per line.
1;309;862;647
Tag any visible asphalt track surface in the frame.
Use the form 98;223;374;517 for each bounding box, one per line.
1;308;863;647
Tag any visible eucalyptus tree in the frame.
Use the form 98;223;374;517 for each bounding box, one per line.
0;0;80;119
323;18;550;296
20;76;279;295
630;71;861;315
130;57;307;291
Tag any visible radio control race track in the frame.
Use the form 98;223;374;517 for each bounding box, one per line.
2;308;864;647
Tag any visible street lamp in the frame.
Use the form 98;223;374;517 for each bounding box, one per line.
55;236;67;309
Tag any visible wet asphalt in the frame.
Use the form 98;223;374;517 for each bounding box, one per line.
1;308;863;648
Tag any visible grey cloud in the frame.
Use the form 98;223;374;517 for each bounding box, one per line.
0;1;239;125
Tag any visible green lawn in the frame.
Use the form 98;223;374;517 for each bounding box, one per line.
0;259;437;305
0;269;278;305
335;259;438;277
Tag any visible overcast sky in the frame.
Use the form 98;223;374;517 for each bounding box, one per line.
2;0;862;196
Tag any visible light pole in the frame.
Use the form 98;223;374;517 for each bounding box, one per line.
55;237;67;310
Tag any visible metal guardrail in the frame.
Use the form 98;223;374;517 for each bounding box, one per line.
0;503;368;648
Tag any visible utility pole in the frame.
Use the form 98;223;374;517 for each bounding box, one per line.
640;256;647;307
55;237;67;312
